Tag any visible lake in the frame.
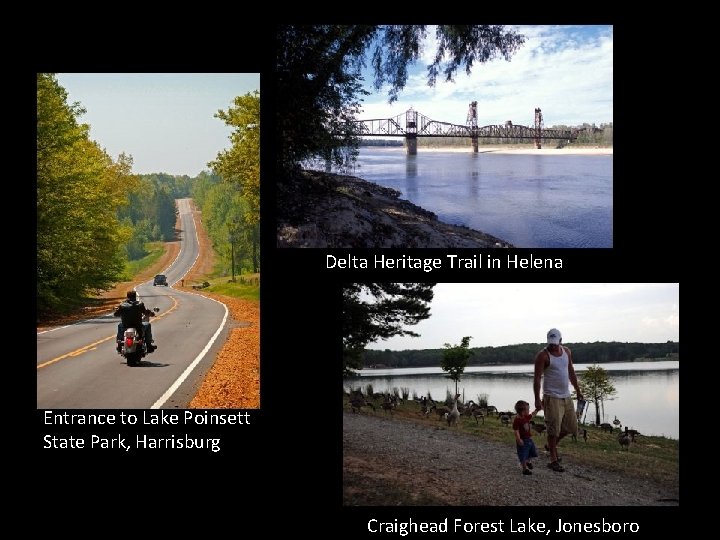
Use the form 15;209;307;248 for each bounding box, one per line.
345;361;678;439
348;148;613;248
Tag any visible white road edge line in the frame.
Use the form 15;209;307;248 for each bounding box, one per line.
150;292;229;409
37;314;114;335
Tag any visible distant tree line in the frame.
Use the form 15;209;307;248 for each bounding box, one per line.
118;173;188;260
362;340;678;368
415;123;613;148
358;139;404;147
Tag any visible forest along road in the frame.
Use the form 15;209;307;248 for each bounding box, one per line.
37;198;228;409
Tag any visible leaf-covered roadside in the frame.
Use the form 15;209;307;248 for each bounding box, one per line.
188;295;259;409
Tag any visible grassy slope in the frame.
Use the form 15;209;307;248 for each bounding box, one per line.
122;242;165;280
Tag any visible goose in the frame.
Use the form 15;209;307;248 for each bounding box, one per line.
447;394;461;426
618;431;630;450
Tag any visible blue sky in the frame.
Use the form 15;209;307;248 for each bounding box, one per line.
55;73;260;176
366;283;678;350
358;25;612;128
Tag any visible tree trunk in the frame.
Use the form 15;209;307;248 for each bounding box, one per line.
594;394;601;426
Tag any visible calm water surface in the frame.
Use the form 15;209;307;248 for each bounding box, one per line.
349;148;613;248
346;361;678;439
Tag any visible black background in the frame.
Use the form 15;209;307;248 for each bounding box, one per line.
29;18;687;535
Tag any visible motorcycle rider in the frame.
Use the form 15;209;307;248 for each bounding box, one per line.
114;290;156;353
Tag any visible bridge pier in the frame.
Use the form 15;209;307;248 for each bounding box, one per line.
472;136;478;153
405;135;417;155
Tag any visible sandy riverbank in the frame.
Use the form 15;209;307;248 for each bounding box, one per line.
412;146;613;155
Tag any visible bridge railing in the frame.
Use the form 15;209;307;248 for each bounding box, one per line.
350;110;587;140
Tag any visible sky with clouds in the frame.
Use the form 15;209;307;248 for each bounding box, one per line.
365;283;678;351
359;25;612;128
55;73;259;176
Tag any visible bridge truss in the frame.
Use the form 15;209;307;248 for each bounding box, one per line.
354;109;580;141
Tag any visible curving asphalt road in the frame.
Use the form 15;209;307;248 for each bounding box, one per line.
37;198;229;409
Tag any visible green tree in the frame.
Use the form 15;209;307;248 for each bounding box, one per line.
37;73;138;314
201;182;256;275
343;283;435;376
577;364;617;426
207;92;259;273
209;91;260;224
440;336;473;395
277;25;525;172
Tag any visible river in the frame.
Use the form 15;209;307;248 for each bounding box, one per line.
345;361;678;439
349;148;613;248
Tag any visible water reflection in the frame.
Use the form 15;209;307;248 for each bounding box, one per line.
532;154;545;178
346;365;679;439
405;155;418;198
353;148;613;248
405;155;417;177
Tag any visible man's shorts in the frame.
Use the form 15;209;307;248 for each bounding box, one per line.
542;396;577;438
516;438;538;463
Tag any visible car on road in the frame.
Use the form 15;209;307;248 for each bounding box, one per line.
153;274;168;286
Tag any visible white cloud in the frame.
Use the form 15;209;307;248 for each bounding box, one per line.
366;283;678;350
360;25;613;127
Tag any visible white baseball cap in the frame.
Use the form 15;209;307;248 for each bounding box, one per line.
547;328;562;345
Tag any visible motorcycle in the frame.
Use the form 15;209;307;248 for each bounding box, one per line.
119;307;159;366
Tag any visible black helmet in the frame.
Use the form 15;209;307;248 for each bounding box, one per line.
127;290;137;301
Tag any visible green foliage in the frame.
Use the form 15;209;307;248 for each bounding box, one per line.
37;74;138;314
194;178;259;276
440;336;473;394
209;91;260;224
362;341;679;368
206;91;260;274
578;364;617;426
122;242;165;280
118;174;179;254
343;283;436;376
189;171;222;209
277;25;525;172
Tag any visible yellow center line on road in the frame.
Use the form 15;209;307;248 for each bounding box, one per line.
37;295;180;370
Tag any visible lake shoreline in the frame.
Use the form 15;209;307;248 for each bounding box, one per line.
345;360;679;439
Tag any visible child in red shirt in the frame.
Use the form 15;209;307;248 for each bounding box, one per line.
513;400;541;475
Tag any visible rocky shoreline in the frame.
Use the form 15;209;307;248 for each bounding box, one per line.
277;170;513;248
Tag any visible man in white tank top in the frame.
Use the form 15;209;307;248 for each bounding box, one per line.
533;328;583;472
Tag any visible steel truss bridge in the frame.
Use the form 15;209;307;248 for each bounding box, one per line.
352;103;596;153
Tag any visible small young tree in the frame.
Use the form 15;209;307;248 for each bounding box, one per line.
440;336;473;396
577;364;617;426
